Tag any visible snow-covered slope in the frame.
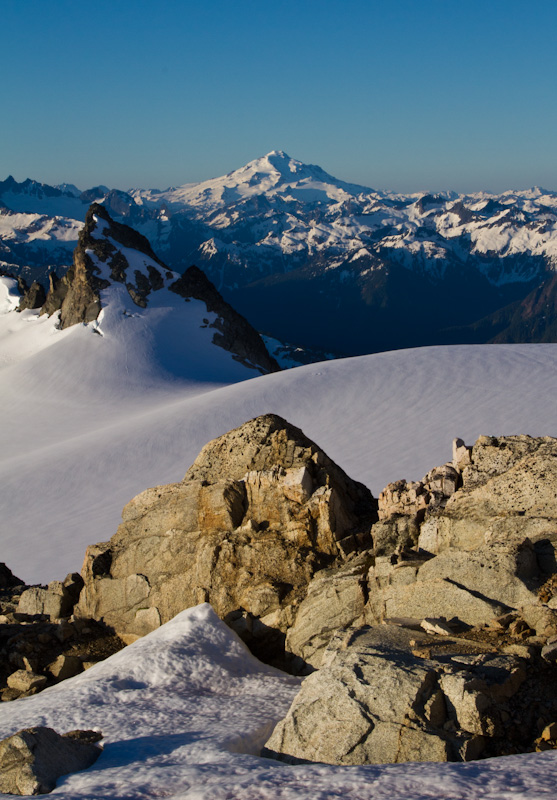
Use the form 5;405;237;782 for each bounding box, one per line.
1;269;556;585
0;604;554;800
3;155;557;357
131;150;372;212
2;265;557;797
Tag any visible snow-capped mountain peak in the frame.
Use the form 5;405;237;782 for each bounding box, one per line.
12;203;278;376
130;151;374;213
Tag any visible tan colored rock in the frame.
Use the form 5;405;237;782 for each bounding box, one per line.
541;722;557;741
421;436;557;555
7;670;47;694
378;480;428;520
378;462;460;527
518;604;557;638
452;438;472;472
371;516;421;557
76;415;376;657
366;532;542;628
285;554;371;668
541;640;557;662
416;539;539;610
47;655;83;682
367;576;508;627
17;573;83;620
420;618;454;636
423;463;460;501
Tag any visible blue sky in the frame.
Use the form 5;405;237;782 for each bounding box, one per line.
2;0;557;193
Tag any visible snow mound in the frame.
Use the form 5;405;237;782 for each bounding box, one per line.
0;605;553;799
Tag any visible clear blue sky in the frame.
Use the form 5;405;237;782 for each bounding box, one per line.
2;0;557;193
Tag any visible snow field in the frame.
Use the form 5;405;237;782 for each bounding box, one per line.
0;605;554;799
1;276;557;797
1;281;556;584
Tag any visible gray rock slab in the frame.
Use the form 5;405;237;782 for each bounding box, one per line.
0;727;101;795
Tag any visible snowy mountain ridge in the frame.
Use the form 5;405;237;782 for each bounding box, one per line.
2;152;557;356
4;151;557;288
130;150;374;213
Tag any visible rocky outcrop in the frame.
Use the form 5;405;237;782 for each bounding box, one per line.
0;727;102;795
263;624;545;765
17;573;84;620
16;280;46;312
284;554;370;669
371;436;557;626
283;434;557;669
40;203;166;327
76;414;376;661
170;265;280;373
0;563;23;590
39;272;68;318
418;435;557;559
0;570;124;703
74;428;557;677
378;462;460;522
38;204;279;373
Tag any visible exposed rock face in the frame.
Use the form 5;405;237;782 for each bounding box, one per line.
18;573;84;620
38;204;279;373
76;414;376;658
285;554;370;669
366;537;540;627
263;625;529;765
371;435;557;629
40;203;166;328
16;280;46;312
39;272;68;318
419;435;557;559
0;563;23;589
170;265;280;373
6;671;47;694
0;727;101;795
0;568;124;703
285;434;557;669
378;462;460;522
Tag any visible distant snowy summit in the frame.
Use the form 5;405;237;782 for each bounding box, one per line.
2;152;557;357
131;150;373;212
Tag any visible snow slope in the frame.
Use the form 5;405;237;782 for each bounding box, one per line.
1;275;557;797
4;155;557;295
1;272;557;583
0;604;554;800
130;150;372;213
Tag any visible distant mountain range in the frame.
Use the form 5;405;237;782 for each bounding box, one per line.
2;152;557;356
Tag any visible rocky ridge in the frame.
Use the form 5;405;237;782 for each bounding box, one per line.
1;420;557;770
32;203;279;373
75;414;376;662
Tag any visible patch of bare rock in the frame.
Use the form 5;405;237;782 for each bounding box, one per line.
0;566;124;704
0;727;102;795
75;413;376;663
2;419;557;781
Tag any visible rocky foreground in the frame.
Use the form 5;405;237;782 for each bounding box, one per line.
1;417;557;790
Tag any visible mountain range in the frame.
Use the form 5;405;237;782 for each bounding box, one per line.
2;161;557;799
2;151;557;356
